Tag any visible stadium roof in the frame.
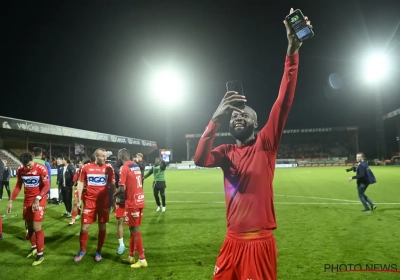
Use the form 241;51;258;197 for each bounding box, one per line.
185;126;359;138
382;108;400;121
0;116;157;153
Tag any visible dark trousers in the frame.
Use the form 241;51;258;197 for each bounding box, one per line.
61;186;72;213
0;181;10;199
153;181;166;207
58;184;63;201
357;183;373;210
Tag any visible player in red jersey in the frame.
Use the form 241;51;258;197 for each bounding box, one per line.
73;148;116;262
6;152;50;266
69;158;91;225
194;9;312;280
113;149;147;268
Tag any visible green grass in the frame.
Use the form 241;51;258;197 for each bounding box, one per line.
1;166;400;280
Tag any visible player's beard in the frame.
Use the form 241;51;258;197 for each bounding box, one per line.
229;124;254;142
117;158;123;168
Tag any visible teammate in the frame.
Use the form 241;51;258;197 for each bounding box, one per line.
134;153;146;183
73;148;116;262
69;158;90;225
7;152;51;266
194;9;312;279
110;157;126;254
113;148;147;268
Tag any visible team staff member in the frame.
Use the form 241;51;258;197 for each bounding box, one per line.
143;157;167;212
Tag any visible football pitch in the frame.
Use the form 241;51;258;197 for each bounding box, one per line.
1;166;399;280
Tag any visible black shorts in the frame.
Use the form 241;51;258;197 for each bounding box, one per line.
153;181;166;188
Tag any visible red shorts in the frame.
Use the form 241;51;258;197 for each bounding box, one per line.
73;188;78;199
81;199;110;224
124;208;143;227
114;204;125;219
23;199;47;222
213;230;277;280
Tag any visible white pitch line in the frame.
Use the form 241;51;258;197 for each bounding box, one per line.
162;201;400;205
274;194;360;203
144;192;360;203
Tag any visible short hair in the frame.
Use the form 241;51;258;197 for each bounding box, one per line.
32;147;43;157
118;149;130;160
20;152;33;165
357;152;366;159
94;148;106;156
82;158;91;165
136;153;143;158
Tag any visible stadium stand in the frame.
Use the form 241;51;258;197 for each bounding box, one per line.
0;150;21;169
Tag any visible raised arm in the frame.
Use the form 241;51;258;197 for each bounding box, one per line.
258;8;312;152
258;53;299;152
193;120;226;167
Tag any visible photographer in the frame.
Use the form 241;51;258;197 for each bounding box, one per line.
347;153;376;212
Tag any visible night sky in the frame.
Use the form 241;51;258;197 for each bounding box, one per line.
3;0;400;160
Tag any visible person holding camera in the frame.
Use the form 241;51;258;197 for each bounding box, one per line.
347;153;377;212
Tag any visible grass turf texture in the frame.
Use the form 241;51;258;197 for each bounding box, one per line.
0;166;399;280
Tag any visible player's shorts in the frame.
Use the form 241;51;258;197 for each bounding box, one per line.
23;198;47;222
81;198;111;224
124;208;144;227
73;188;78;199
213;230;277;280
114;204;125;219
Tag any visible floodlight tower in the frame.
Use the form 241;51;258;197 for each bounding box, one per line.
364;53;390;160
151;69;184;151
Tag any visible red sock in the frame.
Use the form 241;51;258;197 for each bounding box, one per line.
35;230;45;254
71;209;77;219
29;230;37;247
129;233;136;257
97;230;106;253
133;232;145;260
79;232;89;252
0;216;2;234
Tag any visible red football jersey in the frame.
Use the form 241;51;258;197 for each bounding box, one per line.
79;162;115;201
11;162;50;204
194;53;299;234
119;161;144;208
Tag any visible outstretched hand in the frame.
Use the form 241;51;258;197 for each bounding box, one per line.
284;8;313;54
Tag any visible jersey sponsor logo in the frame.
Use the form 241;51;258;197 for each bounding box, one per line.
87;174;107;186
22;176;40;187
135;193;145;204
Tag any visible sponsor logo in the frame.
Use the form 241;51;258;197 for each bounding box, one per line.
22;176;40;187
111;136;126;143
131;139;141;145
87;175;107;186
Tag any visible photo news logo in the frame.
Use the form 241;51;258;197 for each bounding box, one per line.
324;264;399;273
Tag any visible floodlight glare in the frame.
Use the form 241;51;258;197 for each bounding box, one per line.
364;53;390;83
151;69;184;105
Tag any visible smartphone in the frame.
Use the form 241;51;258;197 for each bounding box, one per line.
285;9;314;42
226;80;245;109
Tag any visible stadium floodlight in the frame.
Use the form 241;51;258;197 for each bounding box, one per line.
364;52;390;83
151;69;185;106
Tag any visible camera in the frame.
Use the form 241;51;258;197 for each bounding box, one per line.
346;167;355;172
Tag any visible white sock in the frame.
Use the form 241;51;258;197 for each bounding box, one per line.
118;238;124;247
140;259;146;263
37;252;43;256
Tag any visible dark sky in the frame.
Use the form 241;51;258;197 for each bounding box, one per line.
3;0;400;160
